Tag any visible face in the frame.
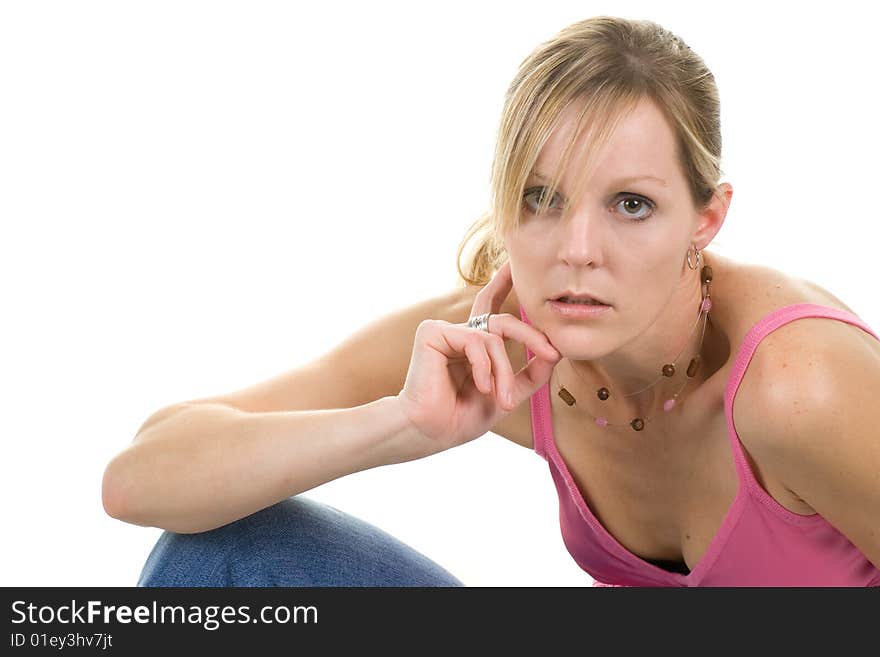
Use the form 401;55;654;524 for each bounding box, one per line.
504;96;726;367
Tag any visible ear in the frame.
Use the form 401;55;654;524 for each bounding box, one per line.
693;182;732;248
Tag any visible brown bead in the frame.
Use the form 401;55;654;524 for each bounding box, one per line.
597;387;610;401
701;265;713;284
662;363;675;377
631;418;645;431
687;355;701;378
558;386;576;406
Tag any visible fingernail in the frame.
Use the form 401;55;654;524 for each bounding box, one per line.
505;391;513;406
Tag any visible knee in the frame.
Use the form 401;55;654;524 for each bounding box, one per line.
138;495;465;587
137;499;303;587
136;522;238;587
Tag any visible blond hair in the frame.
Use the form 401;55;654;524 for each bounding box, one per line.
455;16;725;288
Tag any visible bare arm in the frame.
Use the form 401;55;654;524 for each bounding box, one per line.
101;285;520;535
102;396;424;534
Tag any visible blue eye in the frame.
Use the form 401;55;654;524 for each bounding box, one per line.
614;194;655;222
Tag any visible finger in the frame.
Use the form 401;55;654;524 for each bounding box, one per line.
510;353;558;406
469;259;513;319
488;313;561;362
460;333;493;395
444;326;509;405
482;332;516;409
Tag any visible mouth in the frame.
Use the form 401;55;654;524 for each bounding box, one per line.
548;296;612;318
550;292;611;307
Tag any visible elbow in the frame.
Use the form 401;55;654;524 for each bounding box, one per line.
102;403;187;523
101;449;192;532
101;453;136;523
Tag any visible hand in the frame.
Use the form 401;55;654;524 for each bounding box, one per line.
395;259;561;458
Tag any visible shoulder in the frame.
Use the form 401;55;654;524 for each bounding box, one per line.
728;262;878;484
740;319;876;423
718;251;867;385
730;262;872;396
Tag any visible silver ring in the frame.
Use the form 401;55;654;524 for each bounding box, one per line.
467;312;492;332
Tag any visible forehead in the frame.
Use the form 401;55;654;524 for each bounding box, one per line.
533;96;678;185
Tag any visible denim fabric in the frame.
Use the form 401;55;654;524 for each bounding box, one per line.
137;495;465;587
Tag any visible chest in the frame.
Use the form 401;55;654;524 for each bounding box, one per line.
547;377;811;572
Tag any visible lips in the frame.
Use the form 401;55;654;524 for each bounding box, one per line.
549;297;612;317
557;297;606;306
552;290;610;306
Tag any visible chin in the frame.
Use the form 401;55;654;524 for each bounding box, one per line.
547;338;605;360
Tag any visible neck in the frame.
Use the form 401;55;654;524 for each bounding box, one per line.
564;256;712;420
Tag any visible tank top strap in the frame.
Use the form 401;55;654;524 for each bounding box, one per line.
519;303;551;460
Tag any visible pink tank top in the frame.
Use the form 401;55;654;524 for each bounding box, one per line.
519;302;880;586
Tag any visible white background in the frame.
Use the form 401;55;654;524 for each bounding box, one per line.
2;0;877;587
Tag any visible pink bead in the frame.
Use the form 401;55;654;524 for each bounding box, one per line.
701;297;713;312
663;399;676;411
595;417;608;427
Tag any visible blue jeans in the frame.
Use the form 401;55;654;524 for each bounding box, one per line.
137;495;465;587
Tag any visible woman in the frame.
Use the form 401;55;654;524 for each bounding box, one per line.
106;16;880;587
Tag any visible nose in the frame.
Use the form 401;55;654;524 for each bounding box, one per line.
557;205;605;267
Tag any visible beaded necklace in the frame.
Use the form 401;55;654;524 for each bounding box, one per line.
554;260;714;432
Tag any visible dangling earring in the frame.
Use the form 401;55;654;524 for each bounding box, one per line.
687;243;702;270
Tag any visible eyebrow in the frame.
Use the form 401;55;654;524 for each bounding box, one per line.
530;170;668;187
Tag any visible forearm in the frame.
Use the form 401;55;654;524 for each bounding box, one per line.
102;396;421;534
